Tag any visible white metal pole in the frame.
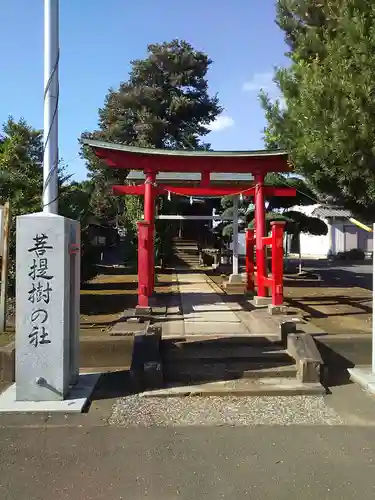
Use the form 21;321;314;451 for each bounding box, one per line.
43;0;59;214
232;195;239;275
372;223;375;374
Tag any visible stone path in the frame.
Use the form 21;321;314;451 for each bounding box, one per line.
160;272;260;338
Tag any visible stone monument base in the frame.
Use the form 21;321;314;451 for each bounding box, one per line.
0;373;100;413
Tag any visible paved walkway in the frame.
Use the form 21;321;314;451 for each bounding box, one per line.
179;272;252;336
160;272;280;338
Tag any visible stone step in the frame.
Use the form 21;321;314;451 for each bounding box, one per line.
173;256;199;261
174;250;199;254
174;254;199;258
141;377;325;397
162;342;291;362
163;361;297;383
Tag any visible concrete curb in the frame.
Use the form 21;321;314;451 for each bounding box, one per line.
0;342;14;383
287;333;323;383
130;324;163;391
0;335;137;383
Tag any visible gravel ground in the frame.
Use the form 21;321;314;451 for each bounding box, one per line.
109;395;344;427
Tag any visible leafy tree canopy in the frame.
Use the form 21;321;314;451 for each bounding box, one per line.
0;117;93;289
261;0;375;219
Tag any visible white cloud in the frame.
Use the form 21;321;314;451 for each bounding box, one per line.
207;115;235;132
242;72;275;92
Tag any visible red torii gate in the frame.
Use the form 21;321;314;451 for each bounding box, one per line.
83;140;295;311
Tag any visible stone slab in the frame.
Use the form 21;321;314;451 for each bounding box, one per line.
268;305;287;316
109;322;145;336
130;326;162;391
134;306;152;318
184;312;243;323
183;321;250;336
348;366;375;395
0;373;100;413
224;284;246;295
287;333;323;383
251;296;273;307
228;274;244;284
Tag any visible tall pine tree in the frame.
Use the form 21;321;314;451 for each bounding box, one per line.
80;40;222;220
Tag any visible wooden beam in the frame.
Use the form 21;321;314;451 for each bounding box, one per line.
112;185;145;195
264;187;296;197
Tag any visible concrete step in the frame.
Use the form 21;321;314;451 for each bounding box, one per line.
173;251;199;255
173;254;199;257
174;248;198;252
141;378;325;397
162;342;291;362
172;241;198;246
173;256;199;261
163;361;297;383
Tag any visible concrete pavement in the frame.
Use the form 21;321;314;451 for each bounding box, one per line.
0;382;374;498
299;260;373;291
1;424;375;499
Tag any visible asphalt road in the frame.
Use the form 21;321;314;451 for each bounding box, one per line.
300;260;373;291
0;425;374;500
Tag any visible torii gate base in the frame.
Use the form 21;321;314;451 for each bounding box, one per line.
245;222;286;307
134;181;288;311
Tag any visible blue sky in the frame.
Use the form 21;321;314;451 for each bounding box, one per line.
0;0;288;180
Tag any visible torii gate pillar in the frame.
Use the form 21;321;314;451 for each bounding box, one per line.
144;171;156;296
255;174;267;298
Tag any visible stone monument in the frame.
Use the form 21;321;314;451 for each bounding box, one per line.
0;212;99;412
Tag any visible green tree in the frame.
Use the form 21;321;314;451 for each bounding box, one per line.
80;39;222;221
219;174;318;236
0;117;93;290
261;0;375;219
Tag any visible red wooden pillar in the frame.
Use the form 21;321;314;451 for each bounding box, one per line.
255;174;267;297
245;229;255;292
271;221;285;306
137;221;150;307
144;171;156;295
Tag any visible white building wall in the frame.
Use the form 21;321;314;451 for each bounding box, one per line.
299;232;330;257
333;223;345;253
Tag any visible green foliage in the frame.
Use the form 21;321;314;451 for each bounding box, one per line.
0;117;44;215
265;173;317;209
262;0;375;219
247;212;295;233
336;248;366;260
123;196;143;233
218;175;321;239
80;39;222;223
0;117;94;291
283;210;328;235
220;196;235;211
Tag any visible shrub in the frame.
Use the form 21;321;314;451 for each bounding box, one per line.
336;249;365;261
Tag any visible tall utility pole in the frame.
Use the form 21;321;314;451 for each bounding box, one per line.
43;0;59;214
